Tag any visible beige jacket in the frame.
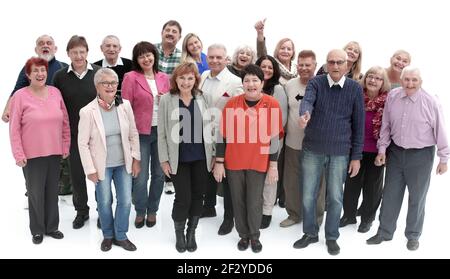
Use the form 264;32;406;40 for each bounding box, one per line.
78;99;140;180
157;93;214;174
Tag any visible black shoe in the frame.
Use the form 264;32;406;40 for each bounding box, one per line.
366;234;391;245
250;239;263;253
200;207;216;218
45;230;64;239
72;214;89;229
407;239;419;251
146;215;156;227
218;219;234;235
237;238;249;251
260;215;272;229
278;200;286;208
97;218;101;229
293;234;319;249
100;238;113;252
326;240;340;256
113;239;137;251
358;222;372;233
32;234;43;244
135;216;145;228
339;216;357;228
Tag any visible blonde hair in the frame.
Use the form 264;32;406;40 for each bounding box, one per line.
181;33;203;64
343;41;362;80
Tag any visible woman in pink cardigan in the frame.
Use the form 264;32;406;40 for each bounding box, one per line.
78;68;141;252
9;57;70;245
122;41;170;228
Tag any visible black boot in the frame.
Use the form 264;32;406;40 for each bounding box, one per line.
186;216;200;252
174;220;186;253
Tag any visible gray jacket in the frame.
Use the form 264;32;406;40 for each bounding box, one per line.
157;93;214;174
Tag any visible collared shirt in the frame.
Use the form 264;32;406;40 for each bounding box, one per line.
155;43;181;75
101;57;124;68
378;87;450;163
67;62;94;79
327;74;346;88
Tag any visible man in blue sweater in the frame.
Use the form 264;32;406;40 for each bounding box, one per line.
293;49;364;255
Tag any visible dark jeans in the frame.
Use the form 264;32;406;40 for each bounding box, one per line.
343;151;384;223
70;136;89;215
204;172;234;220
23;155;61;235
171;160;208;221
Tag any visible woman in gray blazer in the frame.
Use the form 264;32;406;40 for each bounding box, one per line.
158;62;214;253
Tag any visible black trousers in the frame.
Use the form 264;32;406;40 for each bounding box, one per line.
23;155;61;235
203;171;234;220
69;136;89;215
343;151;384;222
171;160;208;221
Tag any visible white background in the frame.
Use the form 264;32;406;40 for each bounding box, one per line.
0;0;449;259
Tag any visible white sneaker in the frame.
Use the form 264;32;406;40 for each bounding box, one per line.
164;182;175;194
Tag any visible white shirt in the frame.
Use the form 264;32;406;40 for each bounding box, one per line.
68;62;94;79
101;57;124;68
327;74;346;88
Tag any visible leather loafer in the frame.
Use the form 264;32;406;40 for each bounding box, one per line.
218;219;234;235
146;215;156;228
339;216;357;228
250;239;263;253
293;234;319;249
46;230;64;239
366;234;391;245
260;215;272;229
326;240;340;256
72;214;89;229
407;239;419;251
113;239;137;251
358;222;372;233
101;238;113;252
237;238;249;251
135;216;145;229
32;234;43;244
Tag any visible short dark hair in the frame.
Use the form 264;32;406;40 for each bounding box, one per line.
255;55;280;95
66;35;89;52
162;20;182;34
132;41;159;73
241;64;264;83
25;57;48;76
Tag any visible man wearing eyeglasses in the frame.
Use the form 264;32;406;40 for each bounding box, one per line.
293;49;364;255
53;35;101;230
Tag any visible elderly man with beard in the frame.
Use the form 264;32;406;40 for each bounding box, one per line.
2;34;67;122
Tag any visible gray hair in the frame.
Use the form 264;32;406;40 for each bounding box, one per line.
94;68;118;85
101;35;121;46
327;49;348;61
400;66;421;80
231;45;257;66
208;44;227;56
35;34;55;45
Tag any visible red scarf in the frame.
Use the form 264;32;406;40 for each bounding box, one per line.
364;90;388;139
97;96;114;111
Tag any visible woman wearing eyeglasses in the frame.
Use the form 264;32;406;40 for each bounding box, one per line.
122;41;170;229
340;66;390;233
78;68;141;252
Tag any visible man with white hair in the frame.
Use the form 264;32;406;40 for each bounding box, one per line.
367;66;449;251
294;49;365;256
2;34;67;122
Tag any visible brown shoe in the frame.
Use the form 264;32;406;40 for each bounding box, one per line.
113;239;137;251
135;216;145;228
146;214;156;227
101;238;113;252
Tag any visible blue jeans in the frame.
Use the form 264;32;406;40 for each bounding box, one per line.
301;148;349;240
96;165;132;241
132;127;165;217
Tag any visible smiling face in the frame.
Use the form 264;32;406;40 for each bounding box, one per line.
176;72;196;95
276;40;294;65
207;47;227;76
326;49;347;82
237;50;253;68
390;52;411;73
259;59;274;81
27;64;47;87
35;35;57;62
161;24;181;47
137;52;155;73
401;70;422;96
186;36;202;57
96;73;118;103
243;74;264;101
67;46;88;70
344;42;360;63
365;71;384;93
101;37;121;64
297;56;316;83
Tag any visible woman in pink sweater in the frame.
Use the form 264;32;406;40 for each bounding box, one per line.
9;57;70;245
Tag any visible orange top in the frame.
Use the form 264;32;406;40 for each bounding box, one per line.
220;94;284;172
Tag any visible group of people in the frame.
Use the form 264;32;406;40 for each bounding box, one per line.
5;18;449;256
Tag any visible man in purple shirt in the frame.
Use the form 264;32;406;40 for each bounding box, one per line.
367;66;449;251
